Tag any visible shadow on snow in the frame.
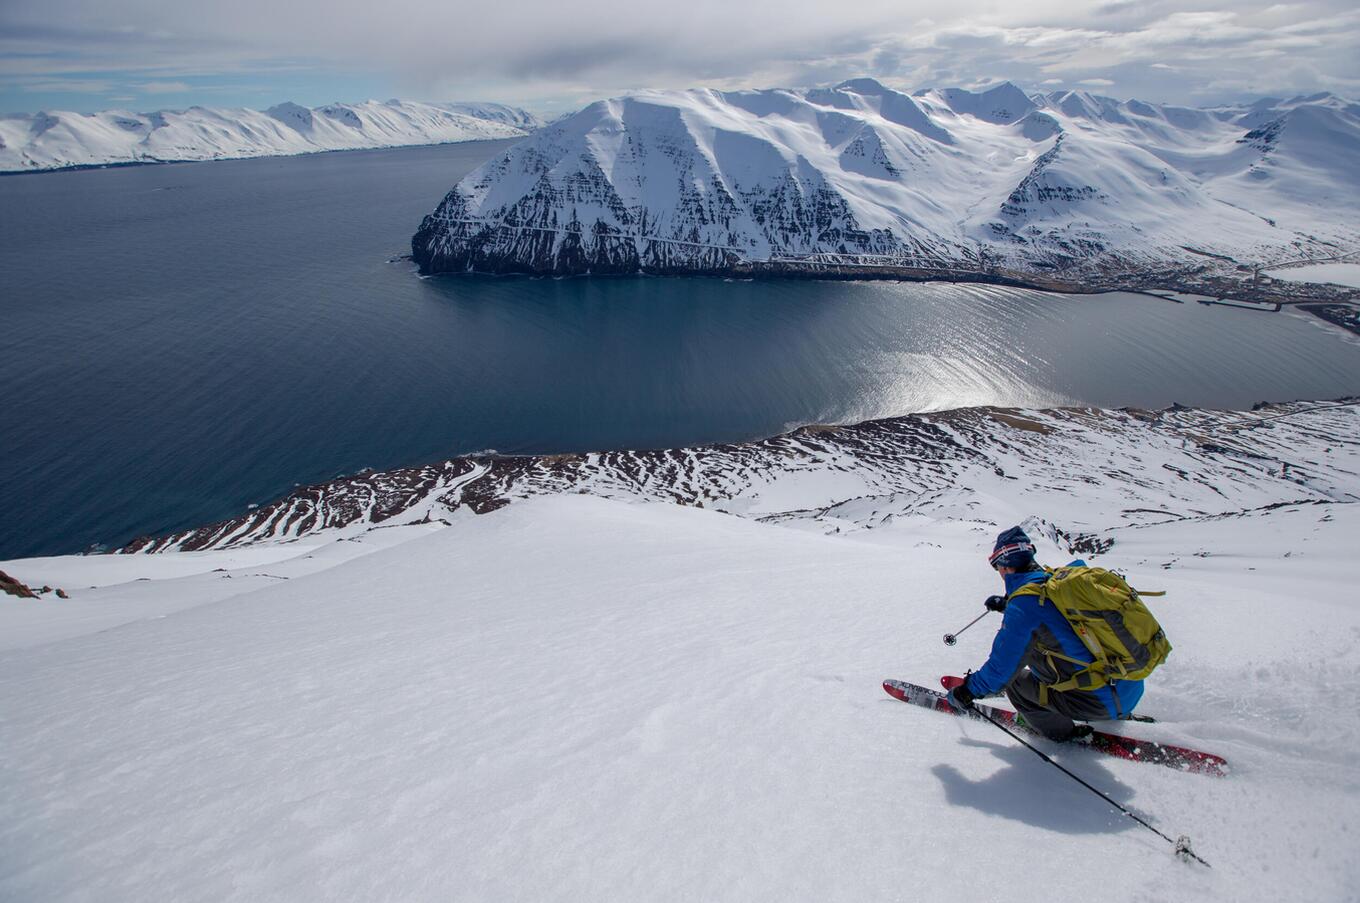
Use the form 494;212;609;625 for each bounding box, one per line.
932;736;1142;836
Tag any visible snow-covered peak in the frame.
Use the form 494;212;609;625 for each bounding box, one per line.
266;101;314;130
437;101;544;131
1016;110;1061;140
823;80;953;143
1041;89;1128;123
0;99;540;173
930;82;1038;124
835;77;891;94
411;80;1359;282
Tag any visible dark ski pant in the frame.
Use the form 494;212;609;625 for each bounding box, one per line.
1005;671;1110;742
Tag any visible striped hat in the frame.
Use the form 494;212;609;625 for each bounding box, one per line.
988;526;1036;569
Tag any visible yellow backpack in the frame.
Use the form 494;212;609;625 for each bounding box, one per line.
1009;566;1172;700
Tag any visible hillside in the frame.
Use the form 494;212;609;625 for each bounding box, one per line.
120;399;1360;554
1;399;1357;901
0;99;538;173
411;80;1360;296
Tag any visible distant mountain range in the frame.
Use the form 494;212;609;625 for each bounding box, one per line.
411;80;1360;287
0;100;542;172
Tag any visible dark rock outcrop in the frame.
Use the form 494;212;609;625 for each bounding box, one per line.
0;570;39;598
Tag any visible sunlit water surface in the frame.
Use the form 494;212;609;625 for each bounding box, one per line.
3;142;1358;557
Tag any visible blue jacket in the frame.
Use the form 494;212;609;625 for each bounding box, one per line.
964;562;1144;719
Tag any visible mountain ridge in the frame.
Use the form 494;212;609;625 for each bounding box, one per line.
0;99;542;173
117;398;1360;554
411;79;1359;295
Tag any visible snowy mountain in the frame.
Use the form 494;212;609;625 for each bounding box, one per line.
120;398;1360;555
0;99;538;172
3;398;1358;900
411;80;1360;288
439;101;543;131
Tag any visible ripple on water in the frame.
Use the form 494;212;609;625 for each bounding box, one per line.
2;144;1359;557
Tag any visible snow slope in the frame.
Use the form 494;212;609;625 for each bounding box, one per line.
411;80;1360;280
119;399;1360;554
439;102;543;132
0;100;537;173
2;400;1358;901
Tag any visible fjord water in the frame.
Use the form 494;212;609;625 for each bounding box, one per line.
3;143;1359;559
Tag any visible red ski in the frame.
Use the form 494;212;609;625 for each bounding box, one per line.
883;678;1228;777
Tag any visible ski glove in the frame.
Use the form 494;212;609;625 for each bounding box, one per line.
984;594;1008;613
946;683;976;711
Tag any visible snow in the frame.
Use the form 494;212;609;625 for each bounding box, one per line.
1265;262;1360;288
0;523;446;651
439;102;543;131
0;100;538;173
2;404;1358;900
417;79;1360;275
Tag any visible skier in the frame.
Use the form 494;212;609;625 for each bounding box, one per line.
943;526;1145;742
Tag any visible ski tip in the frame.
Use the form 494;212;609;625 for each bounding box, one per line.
1189;754;1231;778
940;675;966;691
882;680;908;701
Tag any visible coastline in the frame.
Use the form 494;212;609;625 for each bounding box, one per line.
0;135;526;177
114;396;1360;555
414;260;1360;333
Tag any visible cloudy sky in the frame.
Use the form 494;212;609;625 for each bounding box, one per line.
2;0;1357;115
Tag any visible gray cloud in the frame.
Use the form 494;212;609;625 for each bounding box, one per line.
2;0;1357;111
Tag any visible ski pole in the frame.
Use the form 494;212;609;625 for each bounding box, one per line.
973;706;1210;868
942;610;989;646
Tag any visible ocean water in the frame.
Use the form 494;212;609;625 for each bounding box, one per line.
3;142;1359;559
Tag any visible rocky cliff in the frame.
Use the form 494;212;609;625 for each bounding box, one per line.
411;80;1360;289
122;399;1360;554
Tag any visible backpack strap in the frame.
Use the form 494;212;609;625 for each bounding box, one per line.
1037;656;1106;703
1007;583;1045;600
1007;583;1111;703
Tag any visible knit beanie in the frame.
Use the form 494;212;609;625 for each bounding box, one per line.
988;526;1037;570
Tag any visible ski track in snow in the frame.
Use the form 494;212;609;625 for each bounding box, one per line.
1;400;1358;901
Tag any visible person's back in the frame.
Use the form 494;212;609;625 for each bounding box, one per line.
945;527;1144;741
